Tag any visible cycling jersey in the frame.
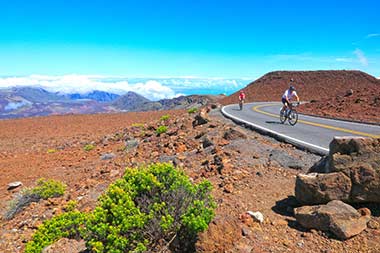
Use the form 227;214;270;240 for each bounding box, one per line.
282;89;297;100
239;93;246;100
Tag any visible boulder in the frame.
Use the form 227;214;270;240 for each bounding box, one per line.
297;137;380;204
42;238;86;253
294;200;370;240
223;128;247;140
192;114;209;127
295;173;352;205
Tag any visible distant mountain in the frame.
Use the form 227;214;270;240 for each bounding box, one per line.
68;90;120;102
11;87;68;102
150;94;225;111
0;87;116;119
0;86;224;119
111;91;152;111
112;92;225;112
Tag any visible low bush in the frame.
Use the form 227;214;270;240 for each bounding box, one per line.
25;163;216;253
32;178;66;199
156;125;168;135
86;163;216;252
83;144;95;151
187;107;198;114
160;114;170;121
25;211;88;253
46;149;57;154
131;123;145;129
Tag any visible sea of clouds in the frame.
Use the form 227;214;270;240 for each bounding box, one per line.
0;75;250;101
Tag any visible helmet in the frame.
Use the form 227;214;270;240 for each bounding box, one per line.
289;85;295;91
240;90;244;93
290;78;294;82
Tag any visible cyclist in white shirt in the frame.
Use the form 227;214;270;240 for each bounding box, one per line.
281;81;300;112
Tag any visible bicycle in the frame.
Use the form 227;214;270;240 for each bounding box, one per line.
280;102;299;126
239;100;244;110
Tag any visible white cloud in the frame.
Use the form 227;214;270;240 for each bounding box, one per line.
0;75;248;100
366;33;380;38
335;58;353;63
353;49;368;66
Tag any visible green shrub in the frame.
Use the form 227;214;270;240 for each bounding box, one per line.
83;144;95;151
160;114;170;121
25;211;88;253
47;149;57;154
64;200;78;212
156;125;168;135
32;178;66;199
85;163;215;252
5;179;66;220
132;123;145;129
187;107;198;114
25;163;215;252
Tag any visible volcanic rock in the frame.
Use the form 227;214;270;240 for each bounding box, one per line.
294;200;370;240
296;137;380;204
192;114;209;127
7;181;22;190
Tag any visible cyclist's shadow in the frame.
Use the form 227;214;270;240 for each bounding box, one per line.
266;121;284;125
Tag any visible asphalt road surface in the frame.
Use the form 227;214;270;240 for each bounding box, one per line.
222;102;380;155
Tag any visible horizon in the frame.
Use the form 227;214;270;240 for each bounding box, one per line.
1;0;379;97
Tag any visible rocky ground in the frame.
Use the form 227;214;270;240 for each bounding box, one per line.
298;88;380;124
0;107;379;252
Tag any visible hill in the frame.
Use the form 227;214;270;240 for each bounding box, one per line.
221;70;380;104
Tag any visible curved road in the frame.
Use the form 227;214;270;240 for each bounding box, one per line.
222;102;380;155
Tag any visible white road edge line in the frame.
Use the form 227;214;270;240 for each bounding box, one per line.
221;104;329;155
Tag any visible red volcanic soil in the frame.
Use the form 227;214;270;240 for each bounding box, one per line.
0;109;379;252
221;70;380;123
300;87;380;124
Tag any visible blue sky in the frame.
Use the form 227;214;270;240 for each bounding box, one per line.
0;0;379;79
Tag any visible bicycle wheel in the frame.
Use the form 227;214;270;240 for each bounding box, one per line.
280;109;286;124
288;110;298;126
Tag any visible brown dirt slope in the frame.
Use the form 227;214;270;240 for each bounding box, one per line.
221;70;380;123
1;108;379;252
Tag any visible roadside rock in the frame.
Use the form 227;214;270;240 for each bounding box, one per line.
201;137;214;149
294;200;370;240
295;172;352;205
42;238;86;253
100;153;116;160
269;149;304;170
247;211;264;223
223;127;247;140
297;137;380;204
7;181;22;190
192;114;209;127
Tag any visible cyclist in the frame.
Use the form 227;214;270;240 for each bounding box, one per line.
239;90;246;102
238;90;246;110
281;81;299;113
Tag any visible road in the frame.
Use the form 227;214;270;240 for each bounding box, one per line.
222;102;380;155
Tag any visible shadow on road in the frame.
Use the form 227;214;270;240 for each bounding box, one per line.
231;108;242;111
265;121;283;125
